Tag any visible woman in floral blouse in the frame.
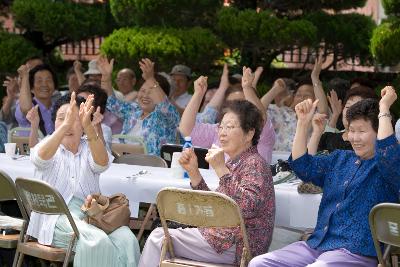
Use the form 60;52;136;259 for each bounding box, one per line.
261;56;329;152
139;93;275;266
98;57;180;155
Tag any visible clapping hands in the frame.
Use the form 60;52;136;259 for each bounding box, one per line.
295;99;319;125
79;94;95;130
26;105;40;129
242;66;255;89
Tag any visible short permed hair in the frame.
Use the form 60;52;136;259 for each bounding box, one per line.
77;83;108;114
346;98;379;132
51;93;85;123
343;85;378;105
220;100;263;146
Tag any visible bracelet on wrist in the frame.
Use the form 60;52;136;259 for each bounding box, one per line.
378;112;392;119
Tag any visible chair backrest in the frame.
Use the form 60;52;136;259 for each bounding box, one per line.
8;127;44;155
157;187;251;258
15;178;79;238
369;203;400;264
0;170;28;221
111;134;147;157
114;154;167;168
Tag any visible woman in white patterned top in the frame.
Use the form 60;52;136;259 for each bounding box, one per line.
28;92;140;267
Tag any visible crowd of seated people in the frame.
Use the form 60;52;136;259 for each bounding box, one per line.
1;54;400;267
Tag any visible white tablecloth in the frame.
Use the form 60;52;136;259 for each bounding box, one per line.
0;153;321;229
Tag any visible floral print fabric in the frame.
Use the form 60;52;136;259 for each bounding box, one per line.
106;95;180;155
192;146;275;263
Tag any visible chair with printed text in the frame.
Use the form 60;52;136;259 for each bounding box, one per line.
369;203;400;267
157;187;251;267
14;178;79;267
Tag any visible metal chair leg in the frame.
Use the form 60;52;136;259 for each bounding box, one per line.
16;252;24;267
63;234;76;267
137;204;155;240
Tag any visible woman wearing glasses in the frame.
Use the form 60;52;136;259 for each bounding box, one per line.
179;67;275;164
139;82;275;266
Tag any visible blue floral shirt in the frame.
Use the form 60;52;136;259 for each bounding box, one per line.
0;121;7;153
106;95;180;155
196;106;219;124
289;135;400;257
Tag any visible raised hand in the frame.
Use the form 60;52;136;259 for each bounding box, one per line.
63;92;79;130
79;94;95;130
295;99;319;125
179;148;199;173
193;76;208;96
252;66;264;88
272;78;287;95
311;113;327;135
311;54;323;82
26;105;40;128
73;60;82;74
380;86;397;111
139;58;155;81
219;63;229;89
327;90;343;117
3;76;19;99
97;55;114;76
92;106;103;127
17;64;30;79
254;66;264;78
242;66;255;89
205;144;225;170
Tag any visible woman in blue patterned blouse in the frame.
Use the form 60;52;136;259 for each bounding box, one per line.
98;56;180;155
250;86;399;267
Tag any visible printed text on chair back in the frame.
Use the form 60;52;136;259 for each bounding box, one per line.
15;178;69;216
157;187;241;228
370;203;400;246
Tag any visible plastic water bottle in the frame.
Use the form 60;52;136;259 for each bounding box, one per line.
182;136;192;179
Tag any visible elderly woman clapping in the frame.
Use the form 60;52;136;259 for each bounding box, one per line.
139;78;275;266
28;92;140;267
98;56;180;156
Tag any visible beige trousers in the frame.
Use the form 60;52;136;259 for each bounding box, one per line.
139;227;236;267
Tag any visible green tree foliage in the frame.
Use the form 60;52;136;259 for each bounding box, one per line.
371;21;400;65
105;0;375;71
217;1;375;68
110;0;221;28
11;0;115;55
382;0;400;15
0;31;40;73
216;7;317;66
306;12;375;65
101;27;224;72
371;0;400;65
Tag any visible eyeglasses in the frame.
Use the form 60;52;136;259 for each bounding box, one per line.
217;124;240;133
